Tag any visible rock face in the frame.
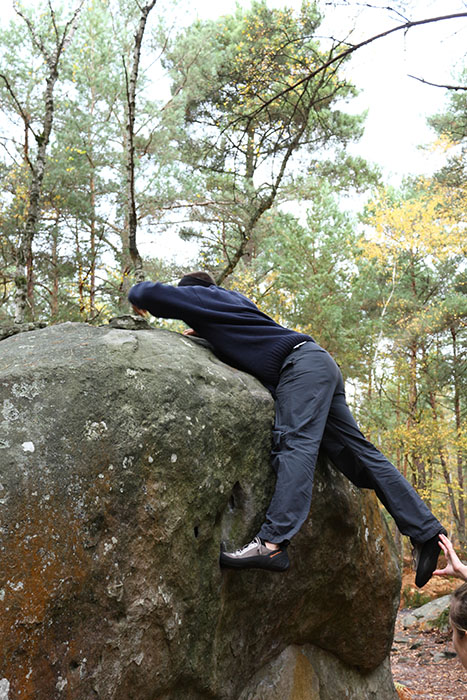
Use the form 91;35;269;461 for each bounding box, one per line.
0;323;401;700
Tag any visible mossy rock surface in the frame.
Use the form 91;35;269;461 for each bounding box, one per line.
0;323;400;699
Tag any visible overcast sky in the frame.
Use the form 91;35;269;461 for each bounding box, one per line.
158;0;467;258
4;0;467;260
320;0;467;183
184;0;467;184
5;0;467;183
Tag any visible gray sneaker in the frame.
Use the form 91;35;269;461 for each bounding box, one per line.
219;536;289;571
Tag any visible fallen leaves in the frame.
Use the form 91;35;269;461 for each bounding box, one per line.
391;612;467;699
395;682;414;699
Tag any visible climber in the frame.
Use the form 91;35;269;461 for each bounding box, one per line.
128;270;446;587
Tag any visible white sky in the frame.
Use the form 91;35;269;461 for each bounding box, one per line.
186;0;467;184
319;0;467;183
157;0;467;258
4;0;467;261
6;0;466;183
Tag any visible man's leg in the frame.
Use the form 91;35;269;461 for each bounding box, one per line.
257;343;341;543
320;378;445;586
320;382;442;542
220;342;340;570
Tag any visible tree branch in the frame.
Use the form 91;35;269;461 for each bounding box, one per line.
408;74;467;91
12;0;85;323
0;73;39;145
242;12;467;124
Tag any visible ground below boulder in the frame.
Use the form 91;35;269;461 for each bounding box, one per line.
392;608;464;699
0;322;401;699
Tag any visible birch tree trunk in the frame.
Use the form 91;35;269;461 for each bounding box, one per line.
121;0;157;294
12;0;85;323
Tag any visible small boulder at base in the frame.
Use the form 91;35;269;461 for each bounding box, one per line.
400;595;451;631
0;323;400;699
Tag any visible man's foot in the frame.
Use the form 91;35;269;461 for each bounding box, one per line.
219;536;289;572
413;529;447;588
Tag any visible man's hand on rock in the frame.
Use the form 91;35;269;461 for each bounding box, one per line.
183;328;198;337
132;304;147;317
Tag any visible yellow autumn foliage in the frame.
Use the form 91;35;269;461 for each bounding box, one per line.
362;178;466;264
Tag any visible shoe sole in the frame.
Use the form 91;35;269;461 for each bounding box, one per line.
415;528;447;588
219;552;289;572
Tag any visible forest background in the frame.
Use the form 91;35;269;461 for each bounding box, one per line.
1;0;466;558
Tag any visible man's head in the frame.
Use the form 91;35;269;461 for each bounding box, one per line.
178;270;216;288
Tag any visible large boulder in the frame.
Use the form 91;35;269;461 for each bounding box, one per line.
0;323;400;699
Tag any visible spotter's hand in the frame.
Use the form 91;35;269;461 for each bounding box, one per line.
434;533;467;581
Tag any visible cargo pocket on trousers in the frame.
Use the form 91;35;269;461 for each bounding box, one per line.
270;429;283;475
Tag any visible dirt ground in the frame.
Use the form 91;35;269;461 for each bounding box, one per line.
391;569;467;700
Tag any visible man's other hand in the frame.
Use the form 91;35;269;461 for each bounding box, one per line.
132;304;147;317
182;328;198;337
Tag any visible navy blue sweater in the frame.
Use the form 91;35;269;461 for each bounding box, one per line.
128;281;312;391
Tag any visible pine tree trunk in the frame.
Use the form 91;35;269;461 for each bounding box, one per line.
452;326;466;548
51;216;59;319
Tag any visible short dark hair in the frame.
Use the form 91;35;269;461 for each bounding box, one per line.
178;270;216;287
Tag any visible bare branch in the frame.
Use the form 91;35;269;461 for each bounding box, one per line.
14;0;85;64
0;73;40;153
55;0;87;57
324;2;410;23
241;12;467;125
13;1;49;58
408;74;467;91
48;0;60;44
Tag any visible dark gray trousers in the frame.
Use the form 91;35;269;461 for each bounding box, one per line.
257;341;442;545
